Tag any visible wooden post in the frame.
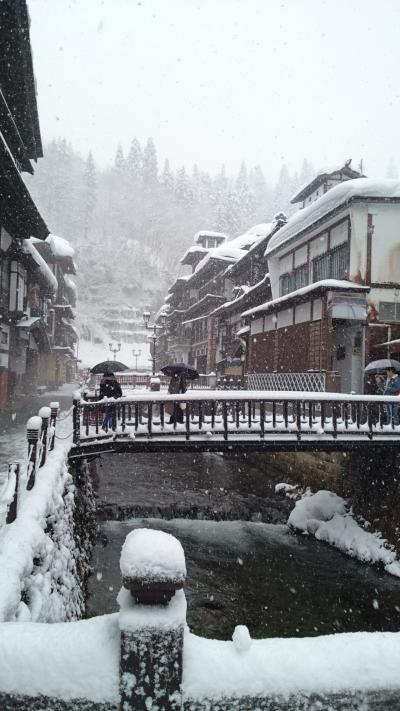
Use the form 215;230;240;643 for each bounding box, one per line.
118;529;186;711
38;406;51;467
73;394;81;445
49;401;59;451
26;416;42;490
6;464;19;524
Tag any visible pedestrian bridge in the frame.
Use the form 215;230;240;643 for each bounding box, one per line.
69;390;400;459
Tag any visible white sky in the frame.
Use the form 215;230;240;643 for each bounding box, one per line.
28;0;400;180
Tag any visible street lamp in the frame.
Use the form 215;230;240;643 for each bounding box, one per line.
142;311;167;376
109;342;121;361
132;348;141;370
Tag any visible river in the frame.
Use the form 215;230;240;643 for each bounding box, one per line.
86;451;400;640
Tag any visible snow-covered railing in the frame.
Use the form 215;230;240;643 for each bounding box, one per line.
0;402;60;531
91;373;215;392
73;390;400;447
1;526;400;710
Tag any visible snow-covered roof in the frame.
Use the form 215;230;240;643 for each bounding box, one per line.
266;178;400;257
228;223;274;251
194;230;227;244
242;279;369;318
47;234;75;259
23;240;58;292
213;274;270;315
180;245;208;264
189;245;245;281
290;159;363;204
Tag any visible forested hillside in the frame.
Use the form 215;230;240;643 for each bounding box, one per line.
24;137;313;352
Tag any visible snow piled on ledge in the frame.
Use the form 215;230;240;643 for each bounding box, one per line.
288;490;400;577
183;628;400;700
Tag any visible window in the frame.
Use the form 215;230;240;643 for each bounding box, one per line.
279;273;293;296
313;243;348;282
379;302;400;322
294;264;308;290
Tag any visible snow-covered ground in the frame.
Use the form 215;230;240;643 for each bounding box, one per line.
287;489;400;578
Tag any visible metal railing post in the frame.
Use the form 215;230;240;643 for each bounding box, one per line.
26;416;42;490
6;464;19;524
38;406;51;467
49;401;59;451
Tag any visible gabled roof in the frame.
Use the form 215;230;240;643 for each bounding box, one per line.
266;178;400;258
290;159;364;204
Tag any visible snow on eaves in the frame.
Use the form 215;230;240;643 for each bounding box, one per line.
213;274;270;315
47;234;75;259
23;240;58;293
266;178;400;256
180;245;209;264
242;279;369;318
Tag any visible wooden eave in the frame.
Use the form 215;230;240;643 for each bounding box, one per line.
0;0;43;162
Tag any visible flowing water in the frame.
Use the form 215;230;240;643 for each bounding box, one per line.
86;451;400;640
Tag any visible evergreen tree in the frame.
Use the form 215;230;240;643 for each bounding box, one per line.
83;151;97;239
142;138;158;187
236;160;248;189
175;166;193;204
115;144;125;169
160;158;174;191
126;137;142;182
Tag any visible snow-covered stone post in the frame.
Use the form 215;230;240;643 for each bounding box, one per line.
26;416;42;490
49;401;59;451
118;528;186;711
38;406;51;467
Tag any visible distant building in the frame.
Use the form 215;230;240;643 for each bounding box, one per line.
242;167;400;393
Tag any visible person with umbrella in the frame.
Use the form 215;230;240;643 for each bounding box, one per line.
383;366;400;426
99;370;123;430
365;359;400;425
160;363;199;425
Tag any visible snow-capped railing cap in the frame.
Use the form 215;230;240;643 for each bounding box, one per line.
26;416;42;433
50;401;60;410
73;390;82;402
120;529;186;605
38;406;51;420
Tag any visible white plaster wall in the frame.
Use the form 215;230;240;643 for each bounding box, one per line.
251;317;264;335
370;204;400;283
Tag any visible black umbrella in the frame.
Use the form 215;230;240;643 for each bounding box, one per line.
160;363;199;380
90;360;129;374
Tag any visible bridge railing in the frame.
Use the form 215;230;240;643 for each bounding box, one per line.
73;391;400;445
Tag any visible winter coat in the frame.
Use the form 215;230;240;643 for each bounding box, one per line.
99;375;122;400
165;374;187;415
384;375;400;396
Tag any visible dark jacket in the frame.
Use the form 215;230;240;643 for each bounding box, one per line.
99;375;122;399
384;375;400;396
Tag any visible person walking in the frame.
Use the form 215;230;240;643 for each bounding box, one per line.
165;372;187;424
383;367;400;426
99;371;122;430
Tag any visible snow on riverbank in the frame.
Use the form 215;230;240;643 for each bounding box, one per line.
287;489;400;578
0;416;83;622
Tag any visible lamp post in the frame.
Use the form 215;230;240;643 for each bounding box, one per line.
109;342;121;361
132;348;141;371
142;311;167;376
